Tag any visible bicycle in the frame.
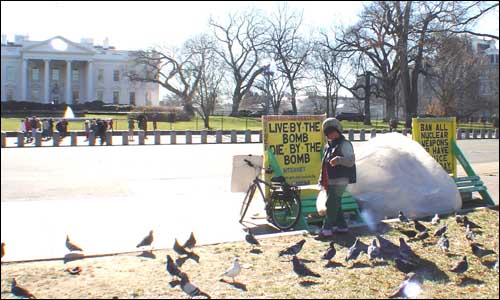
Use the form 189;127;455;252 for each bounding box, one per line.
239;158;302;231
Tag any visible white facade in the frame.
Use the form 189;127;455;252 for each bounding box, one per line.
1;35;159;106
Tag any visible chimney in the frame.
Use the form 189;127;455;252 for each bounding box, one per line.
103;37;109;49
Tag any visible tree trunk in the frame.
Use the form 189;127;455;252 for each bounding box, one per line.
289;81;298;114
364;73;372;125
230;89;242;116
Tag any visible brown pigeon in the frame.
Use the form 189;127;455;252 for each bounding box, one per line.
11;279;36;299
183;232;196;249
137;230;154;248
66;235;83;252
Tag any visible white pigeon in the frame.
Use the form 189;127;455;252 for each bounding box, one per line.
431;214;440;225
367;239;380;261
221;257;241;282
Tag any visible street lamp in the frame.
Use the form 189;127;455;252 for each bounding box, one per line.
262;59;276;115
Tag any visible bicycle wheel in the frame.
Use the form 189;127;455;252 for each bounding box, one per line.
240;184;257;222
270;189;301;230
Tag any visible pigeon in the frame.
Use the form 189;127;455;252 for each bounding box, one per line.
399;229;418;238
166;255;182;278
437;233;449;253
245;230;260;247
279;239;306;257
470;243;496;258
136;230;154;248
322;241;336;261
292;256;321;278
395;258;417;273
431;214;440;225
66;235;83;252
399;238;414;260
411;230;429;241
465;224;475;242
346;238;364;262
494;260;499;273
413;220;428;233
398;211;409;223
450;256;468;275
455;214;465;224
173;239;200;263
65;266;82;275
183;232;196;249
221;257;241;282
175;256;189;268
367;239;380;260
388;272;420;298
463;216;481;229
11;279;36;299
1;242;4;258
177;272;211;299
433;224;447;237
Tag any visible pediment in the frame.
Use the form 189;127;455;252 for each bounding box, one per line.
22;36;96;55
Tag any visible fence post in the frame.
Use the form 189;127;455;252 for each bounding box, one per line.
1;132;5;148
348;129;354;141
139;131;145;145
35;132;42;147
201;130;207;144
53;132;60;147
122;132;129;145
360;129;365;141
155;131;161;145
371;128;376;139
230;130;237;143
216;130;222;143
473;129;479;139
70;132;77;146
245;130;251;143
487;129;493;139
259;131;262;143
106;131;113;145
464;129;470;139
170;131;176;144
480;129;486;139
185;130;192;144
17;132;24;147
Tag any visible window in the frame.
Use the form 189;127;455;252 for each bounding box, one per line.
113;91;120;104
97;90;104;101
72;69;80;81
113;70;120;81
129;92;136;105
7;67;15;81
7;89;14;101
52;69;60;81
32;68;40;81
98;69;104;81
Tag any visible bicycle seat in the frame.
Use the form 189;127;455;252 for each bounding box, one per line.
270;176;286;183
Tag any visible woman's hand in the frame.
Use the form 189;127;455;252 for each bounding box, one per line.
329;157;339;166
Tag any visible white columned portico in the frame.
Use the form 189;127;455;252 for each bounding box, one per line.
44;59;50;103
87;60;93;101
65;60;72;104
21;59;28;100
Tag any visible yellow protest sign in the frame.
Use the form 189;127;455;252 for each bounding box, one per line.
263;115;326;191
412;117;457;177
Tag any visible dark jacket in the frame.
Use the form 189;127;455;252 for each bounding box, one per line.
319;135;356;187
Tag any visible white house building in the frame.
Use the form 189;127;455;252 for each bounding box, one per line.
1;35;159;106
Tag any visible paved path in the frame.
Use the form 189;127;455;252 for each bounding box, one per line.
1;140;498;262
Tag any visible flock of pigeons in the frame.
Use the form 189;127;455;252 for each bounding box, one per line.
2;211;499;299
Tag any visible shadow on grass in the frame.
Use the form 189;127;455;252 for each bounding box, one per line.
480;259;497;269
299;280;320;287
416;256;450;283
63;252;85;264
348;262;372;269
137;251;156;259
219;279;247;291
458;276;485;286
249;248;263;255
323;261;344;269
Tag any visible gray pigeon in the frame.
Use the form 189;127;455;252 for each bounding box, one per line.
437;233;449;253
183;232;197;249
388;272;420;298
455;214;465;224
433;224;447;237
398;211;409;223
463;216;481;229
66;235;83;252
470;243;496;258
166;255;182;278
412;230;429;241
11;279;36;299
173;239;200;263
367;239;380;261
322;241;336;261
413;220;427;232
450;256;468;275
399;238;414;260
346;238;364;262
465;224;475;242
245;230;260;247
136;230;154;248
431;214;440;225
279;239;306;257
292;256;321;278
178;272;211;299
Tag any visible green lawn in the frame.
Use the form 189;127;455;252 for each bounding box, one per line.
0;115;495;132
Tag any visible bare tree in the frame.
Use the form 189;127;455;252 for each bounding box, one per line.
210;10;268;116
254;68;289;114
266;4;311;115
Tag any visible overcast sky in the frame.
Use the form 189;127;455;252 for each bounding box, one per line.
2;1;498;98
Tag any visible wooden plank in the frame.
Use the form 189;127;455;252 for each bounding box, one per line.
456;181;484;188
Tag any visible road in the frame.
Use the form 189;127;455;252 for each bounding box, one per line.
1;139;498;261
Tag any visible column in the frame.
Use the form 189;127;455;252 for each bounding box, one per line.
21;59;28;100
44;59;50;103
65;60;72;104
87;60;93;101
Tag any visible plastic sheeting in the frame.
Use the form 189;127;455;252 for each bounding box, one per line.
348;133;461;223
